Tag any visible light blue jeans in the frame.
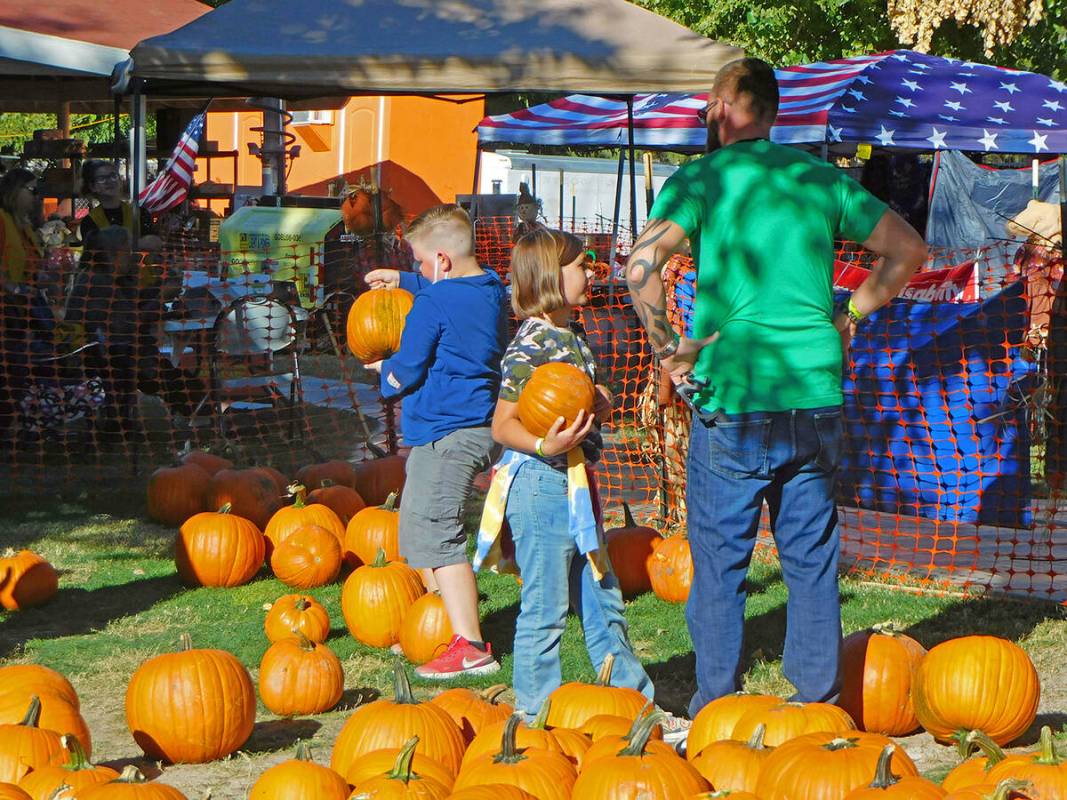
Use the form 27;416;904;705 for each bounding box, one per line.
505;456;655;716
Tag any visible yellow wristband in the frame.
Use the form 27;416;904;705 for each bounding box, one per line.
534;438;547;457
847;297;866;323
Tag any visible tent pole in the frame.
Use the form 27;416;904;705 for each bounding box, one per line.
558;168;564;229
820;141;829;162
627;97;637;237
113;94;122;162
471;147;481;195
129;83;145;251
608;148;624;278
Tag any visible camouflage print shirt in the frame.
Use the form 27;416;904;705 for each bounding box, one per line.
499;317;603;466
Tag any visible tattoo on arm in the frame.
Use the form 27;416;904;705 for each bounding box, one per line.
626;220;676;349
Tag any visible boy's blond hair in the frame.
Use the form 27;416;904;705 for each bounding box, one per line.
406;203;474;257
509;228;585;319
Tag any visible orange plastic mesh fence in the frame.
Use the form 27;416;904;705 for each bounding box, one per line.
3;216;1065;603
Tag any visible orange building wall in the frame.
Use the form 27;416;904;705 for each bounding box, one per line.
197;95;483;219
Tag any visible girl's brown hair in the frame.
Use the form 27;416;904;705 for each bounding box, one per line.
509;228;585;319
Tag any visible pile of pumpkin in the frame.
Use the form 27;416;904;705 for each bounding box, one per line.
1;626;1064;799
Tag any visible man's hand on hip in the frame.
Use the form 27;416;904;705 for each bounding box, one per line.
662;333;718;383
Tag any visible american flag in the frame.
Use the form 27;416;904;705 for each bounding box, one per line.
477;50;1067;154
139;111;206;213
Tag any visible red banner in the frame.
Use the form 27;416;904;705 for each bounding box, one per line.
834;260;977;303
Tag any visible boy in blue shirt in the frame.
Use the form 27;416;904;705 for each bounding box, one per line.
365;203;507;678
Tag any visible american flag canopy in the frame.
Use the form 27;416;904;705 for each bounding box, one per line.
477;50;1067;154
139;111;206;213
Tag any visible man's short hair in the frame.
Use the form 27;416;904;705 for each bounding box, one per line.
406;203;474;257
714;58;780;125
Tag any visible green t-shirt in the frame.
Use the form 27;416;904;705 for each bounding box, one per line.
650;139;888;414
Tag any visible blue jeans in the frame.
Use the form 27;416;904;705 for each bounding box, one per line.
686;407;844;718
505;457;655;716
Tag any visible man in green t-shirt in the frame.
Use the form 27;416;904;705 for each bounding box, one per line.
626;58;927;720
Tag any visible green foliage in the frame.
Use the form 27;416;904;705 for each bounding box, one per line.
0;112;156;155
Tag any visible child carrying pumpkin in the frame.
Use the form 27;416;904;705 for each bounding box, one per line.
476;228;685;739
364;203;508;678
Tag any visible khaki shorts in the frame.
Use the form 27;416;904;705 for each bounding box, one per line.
398;426;498;569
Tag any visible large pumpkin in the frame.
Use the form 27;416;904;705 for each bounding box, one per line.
264;594;331;644
453;716;577;800
647;534;693;603
249;742;349;800
349;736;451;799
731;701;857;748
344;492;402;569
0;666;78;709
258;634;344;717
296;460;357;490
0;699;65;784
604;504;663;597
461;703;564;770
308;481;367;525
341;549;425;648
179;449;233;476
842;744;946;799
16;735;117;800
400;591;455;665
175;504;265;588
352;452;408;506
211;468;282;530
687;693;782;759
913;636;1039;746
341;746;456;790
76;766;187;799
264;486;346;558
0;550;58;611
986;726;1067;800
545;654;649;729
270;524;343;588
429;686;514;745
146;463;212;526
331;662;466;777
839;624;927;736
689;724;772;794
125;634;256;763
580;708;677;769
515;362;595;438
347;287;415;363
0;690;91;758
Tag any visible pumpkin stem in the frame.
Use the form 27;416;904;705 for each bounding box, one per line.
59;734;93;771
1036;725;1063;765
382;491;398;512
867;744;899;789
392;660;418;705
372;548;389;568
595;653;616;686
387;737;421;784
293;740;314;762
619;710;667;757
320;478;336;488
624;702;655;740
217;503;232;514
622;502;637;529
871;621;902;636
179;632;193;652
294;597;311;611
20;696;42;728
480;684;510;705
747;723;767;750
293;630;316;652
959;730;1007;765
113;766;150;784
494;715;529;765
823;737;860;752
530;698;551;730
990;779;1034;800
288;484;308;507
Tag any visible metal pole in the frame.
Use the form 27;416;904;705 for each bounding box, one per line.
643;152;655;215
471;147;481;195
558;168;564;229
129;83;145;250
608;148;624;276
531;163;537;200
626;97;638;237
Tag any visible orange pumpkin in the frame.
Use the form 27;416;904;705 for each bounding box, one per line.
0;666;78;709
145;463;212;526
175;504;265;588
546;727;591;771
647;534;693;603
264;594;331;644
400;592;455;665
687;693;782;759
0;550;58;611
986;726;1067;800
839;624;927;736
75;766;187;799
265;486;346;558
690;792;762;799
125;634;256;763
270;524;343;588
580;712;662;742
545;654;649;729
731;701;856;747
942;730;1020;793
347;287;415;363
690;724;772;794
259;634;344;717
604;504;663;597
296;460;357;490
352;451;408;507
443;788;535;800
249;741;349;800
341;549;425;648
344;492;402;569
581;708;677;771
453;716;577;800
0;783;30;800
308;480;367;525
331;662;466;777
341;746;456;790
571;711;708;798
843;744;946;799
179;449;233;476
0;690;91;758
943;780;1033;800
0;699;65;785
211;467;282;531
516;361;595;438
429;686;514;744
913;636;1039;746
461;704;564;770
349;736;451;799
16;735;117;800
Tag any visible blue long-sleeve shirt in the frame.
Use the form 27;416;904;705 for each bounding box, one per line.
380;269;508;446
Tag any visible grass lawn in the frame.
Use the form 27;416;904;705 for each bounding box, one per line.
2;485;1066;796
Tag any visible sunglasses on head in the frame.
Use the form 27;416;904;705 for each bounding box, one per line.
696;97;732;125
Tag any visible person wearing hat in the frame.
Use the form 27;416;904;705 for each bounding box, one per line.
511;182;546;244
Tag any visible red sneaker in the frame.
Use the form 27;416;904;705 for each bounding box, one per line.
414;635;500;679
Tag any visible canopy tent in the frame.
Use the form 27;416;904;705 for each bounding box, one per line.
122;0;743;98
478;50;1067;154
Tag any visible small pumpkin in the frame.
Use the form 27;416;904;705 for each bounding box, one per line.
580;712;661;742
839;623;927;736
687;693;782;760
0;690;91;758
400;592;455;666
331;662;466;778
179;449;233;476
345;492;402;569
580;706;677;771
646;534;693;603
842;744;947;799
146;463;212;526
308;480;367;525
545;654;649;729
341;747;456;791
0;698;65;785
0;550;58;611
515;361;595;439
0;665;78;709
731;701;857;747
16;735;117;800
943;730;1015;793
175;504;265;588
265;485;347;558
296;459;357;490
352;450;408;507
690;724;772;794
986;726;1067;800
942;780;1033;800
264;594;331;643
211;467;282;530
249;741;349;799
259;633;344;717
349;736;451;799
125;634;256;763
429;686;514;744
461;702;564;770
347;287;415;363
341;549;425;648
75;766;187;799
913;636;1040;746
271;524;343;588
604;504;663;597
